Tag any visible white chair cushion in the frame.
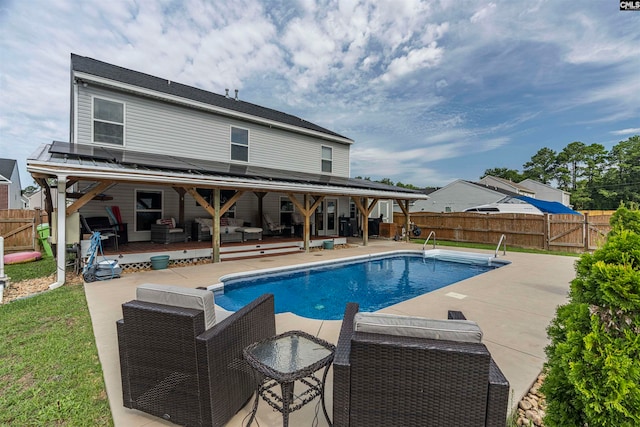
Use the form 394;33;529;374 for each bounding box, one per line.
195;217;212;232
167;228;184;233
354;312;483;343
136;283;216;329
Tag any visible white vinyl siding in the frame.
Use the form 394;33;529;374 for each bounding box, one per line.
76;86;350;176
93;97;124;145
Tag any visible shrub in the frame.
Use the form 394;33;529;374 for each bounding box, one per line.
542;206;640;426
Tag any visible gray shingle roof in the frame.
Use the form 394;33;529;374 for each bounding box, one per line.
466;180;520;197
71;54;352;141
0;158;17;180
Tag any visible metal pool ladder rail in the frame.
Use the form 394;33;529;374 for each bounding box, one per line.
495;234;507;257
422;231;436;250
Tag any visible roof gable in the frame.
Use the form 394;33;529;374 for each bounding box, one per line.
71;54;352;143
0;158;17;180
520;178;570;195
480;175;534;193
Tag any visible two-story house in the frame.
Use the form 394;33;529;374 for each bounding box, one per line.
27;54;427;286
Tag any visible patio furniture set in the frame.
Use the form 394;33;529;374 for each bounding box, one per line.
117;285;510;427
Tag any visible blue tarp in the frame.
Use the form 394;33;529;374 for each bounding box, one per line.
515;196;582;215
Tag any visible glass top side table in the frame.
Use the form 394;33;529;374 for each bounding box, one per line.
243;330;336;427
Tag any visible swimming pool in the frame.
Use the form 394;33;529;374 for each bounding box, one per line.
212;250;510;320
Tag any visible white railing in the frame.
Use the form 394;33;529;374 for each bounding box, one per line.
495;234;507;257
422;231;436;250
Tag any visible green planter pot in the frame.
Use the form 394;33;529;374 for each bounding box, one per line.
323;240;334;250
150;255;170;270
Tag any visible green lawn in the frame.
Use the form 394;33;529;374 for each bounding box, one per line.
0;278;113;426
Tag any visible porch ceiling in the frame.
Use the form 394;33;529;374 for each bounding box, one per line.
27;142;429;201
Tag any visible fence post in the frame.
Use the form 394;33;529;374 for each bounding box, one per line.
584;212;589;252
544;214;550;250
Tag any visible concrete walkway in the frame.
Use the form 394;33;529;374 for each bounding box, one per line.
84;239;576;426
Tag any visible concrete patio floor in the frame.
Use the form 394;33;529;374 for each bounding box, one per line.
84;239;576;426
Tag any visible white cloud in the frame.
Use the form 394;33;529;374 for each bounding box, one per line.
378;43;444;83
611;128;640;136
469;2;496;23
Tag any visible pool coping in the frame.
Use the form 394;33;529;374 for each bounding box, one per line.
210;248;512;292
211;248;513;319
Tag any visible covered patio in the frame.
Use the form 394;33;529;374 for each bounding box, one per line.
27;142;428;289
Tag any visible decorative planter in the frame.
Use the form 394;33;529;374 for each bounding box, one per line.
150;255;170;270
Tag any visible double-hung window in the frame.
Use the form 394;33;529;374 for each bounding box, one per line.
93;97;124;145
231;126;249;162
135;190;162;231
280;197;294;226
321;146;333;173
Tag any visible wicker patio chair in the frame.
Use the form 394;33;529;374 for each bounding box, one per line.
116;286;275;427
333;303;510;427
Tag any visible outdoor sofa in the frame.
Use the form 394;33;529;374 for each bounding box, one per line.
333;303;510;427
116;284;276;426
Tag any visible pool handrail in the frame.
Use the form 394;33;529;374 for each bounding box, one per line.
495;234;506;257
422;231;436;250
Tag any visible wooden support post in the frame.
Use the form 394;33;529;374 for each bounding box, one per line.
213;189;221;263
583;212;589;252
544;214;550;251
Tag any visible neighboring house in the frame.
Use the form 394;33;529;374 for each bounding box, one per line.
519;179;571;206
478;176;536;198
406;179;518;213
27;54;427;278
0;158;22;210
25;187;58;210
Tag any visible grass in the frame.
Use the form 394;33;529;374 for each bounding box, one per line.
0;259;113;426
4;256;57;282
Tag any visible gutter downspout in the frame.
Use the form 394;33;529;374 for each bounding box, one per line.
50;175;67;289
72;77;78;146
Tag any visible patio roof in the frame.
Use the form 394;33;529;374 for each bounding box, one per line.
27;141;428;200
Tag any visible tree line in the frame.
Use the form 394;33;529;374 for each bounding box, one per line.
482;135;639;210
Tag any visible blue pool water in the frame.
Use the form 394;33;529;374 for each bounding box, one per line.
214;251;507;320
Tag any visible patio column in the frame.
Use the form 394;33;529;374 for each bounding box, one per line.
51;175;67;289
213;189;220;263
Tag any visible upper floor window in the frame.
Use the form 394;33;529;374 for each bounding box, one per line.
231;126;249;162
93;97;124;145
322;146;332;173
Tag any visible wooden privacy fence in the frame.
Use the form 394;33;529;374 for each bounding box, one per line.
393;211;612;253
0;209;49;253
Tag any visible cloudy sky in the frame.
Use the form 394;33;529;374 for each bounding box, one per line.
1;0;639;189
